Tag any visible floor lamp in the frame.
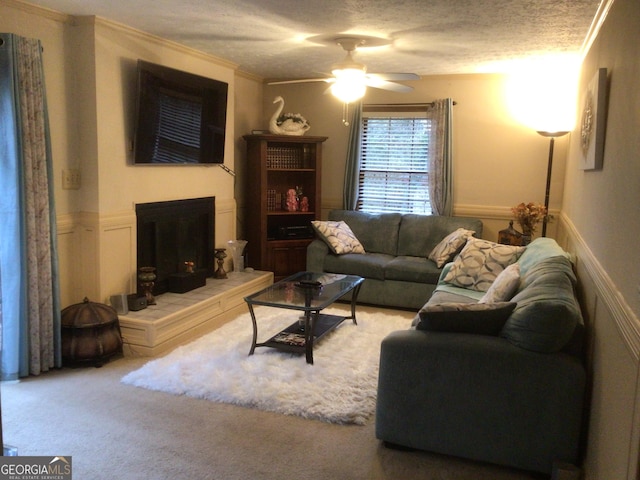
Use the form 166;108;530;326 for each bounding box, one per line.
536;131;569;237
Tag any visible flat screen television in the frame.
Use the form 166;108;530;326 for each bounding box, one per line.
133;60;228;165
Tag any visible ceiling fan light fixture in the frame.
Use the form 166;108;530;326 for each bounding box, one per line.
330;67;367;103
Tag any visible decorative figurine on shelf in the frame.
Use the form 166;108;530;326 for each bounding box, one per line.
286;188;299;212
138;266;157;305
214;248;228;279
184;261;195;274
300;196;309;212
269;96;311;136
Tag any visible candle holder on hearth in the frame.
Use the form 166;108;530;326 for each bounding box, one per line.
138;266;157;305
214;248;228;279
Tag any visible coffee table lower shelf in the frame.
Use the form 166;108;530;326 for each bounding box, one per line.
245;272;364;364
258;313;347;355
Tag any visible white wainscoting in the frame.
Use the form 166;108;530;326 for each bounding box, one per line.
558;214;640;480
56;198;238;308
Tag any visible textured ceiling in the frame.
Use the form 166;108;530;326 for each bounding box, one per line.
25;0;601;79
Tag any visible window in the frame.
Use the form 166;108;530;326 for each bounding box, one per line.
357;110;431;214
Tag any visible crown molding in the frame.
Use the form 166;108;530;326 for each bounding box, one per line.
1;1;240;72
72;15;239;72
581;0;616;59
1;0;71;23
235;69;263;83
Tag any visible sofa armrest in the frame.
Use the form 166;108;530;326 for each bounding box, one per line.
306;238;330;272
376;329;586;474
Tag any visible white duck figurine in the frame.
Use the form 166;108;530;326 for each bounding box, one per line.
269;96;310;135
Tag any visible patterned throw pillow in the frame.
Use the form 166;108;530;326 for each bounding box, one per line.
311;220;365;255
443;238;525;292
428;228;476;267
415;301;517;335
479;262;521;303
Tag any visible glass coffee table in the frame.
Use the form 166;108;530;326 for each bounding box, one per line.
244;271;364;364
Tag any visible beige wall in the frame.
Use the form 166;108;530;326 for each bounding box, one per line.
264;73;566;242
558;0;640;477
3;0;640;476
0;1;242;306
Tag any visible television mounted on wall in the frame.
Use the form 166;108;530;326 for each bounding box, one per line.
133;60;228;165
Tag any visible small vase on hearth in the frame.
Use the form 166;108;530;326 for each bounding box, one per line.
227;240;248;273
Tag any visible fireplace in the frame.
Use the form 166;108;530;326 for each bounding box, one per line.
136;197;215;295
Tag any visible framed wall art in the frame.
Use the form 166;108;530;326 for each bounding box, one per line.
579;67;608;170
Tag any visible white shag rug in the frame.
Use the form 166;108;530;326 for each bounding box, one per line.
121;306;412;425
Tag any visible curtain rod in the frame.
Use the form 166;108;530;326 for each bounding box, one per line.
364;101;457;108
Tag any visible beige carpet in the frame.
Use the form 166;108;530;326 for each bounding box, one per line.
1;305;545;480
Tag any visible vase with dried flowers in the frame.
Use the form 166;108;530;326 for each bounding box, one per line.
511;202;548;245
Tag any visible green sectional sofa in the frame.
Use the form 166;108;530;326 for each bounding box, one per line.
375;237;586;475
306;210;483;310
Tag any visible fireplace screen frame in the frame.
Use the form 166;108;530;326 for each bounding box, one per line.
136;197;215;295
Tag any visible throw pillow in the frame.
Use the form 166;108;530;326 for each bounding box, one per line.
443;238;525;292
479;262;521;303
416;301;517;335
428;228;476;268
311;220;365;255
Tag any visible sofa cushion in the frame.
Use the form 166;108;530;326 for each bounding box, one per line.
517;237;569;276
415;301;517;335
479;263;521;303
311;220;365;255
428;228;476;268
501;256;581;353
443;238;525;292
328;210;401;255
396;214;483;258
323;252;392;280
385;256;443;284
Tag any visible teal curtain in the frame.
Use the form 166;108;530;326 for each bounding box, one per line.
0;33;61;379
342;101;362;210
428;98;454;216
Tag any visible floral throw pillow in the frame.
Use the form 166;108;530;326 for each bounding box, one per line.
428;228;476;268
311;220;365;255
443;238;525;292
479;262;521;303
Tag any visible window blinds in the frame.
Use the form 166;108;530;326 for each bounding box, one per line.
358;116;431;214
152;91;202;163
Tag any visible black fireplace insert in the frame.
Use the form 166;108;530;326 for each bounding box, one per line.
136;197;215;295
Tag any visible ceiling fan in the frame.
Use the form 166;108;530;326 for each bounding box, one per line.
267;35;420;103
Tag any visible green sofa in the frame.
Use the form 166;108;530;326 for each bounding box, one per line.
306;210;483;310
375;237;586;475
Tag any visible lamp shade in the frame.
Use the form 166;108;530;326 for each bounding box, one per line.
330;68;367;103
505;55;580;132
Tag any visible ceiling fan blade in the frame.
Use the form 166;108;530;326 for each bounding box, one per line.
367;73;420;81
365;78;414;93
267;78;332;85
